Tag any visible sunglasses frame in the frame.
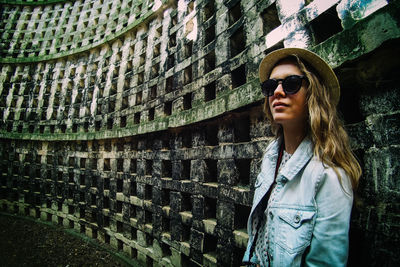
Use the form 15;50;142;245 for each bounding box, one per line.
261;75;306;97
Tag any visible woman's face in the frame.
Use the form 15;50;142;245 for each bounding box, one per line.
268;60;308;130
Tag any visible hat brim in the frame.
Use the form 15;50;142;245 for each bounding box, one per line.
259;48;340;105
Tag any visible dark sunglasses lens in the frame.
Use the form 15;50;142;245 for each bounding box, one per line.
262;80;278;96
282;76;303;94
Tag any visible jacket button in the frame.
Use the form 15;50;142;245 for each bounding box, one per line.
294;215;301;223
269;211;273;219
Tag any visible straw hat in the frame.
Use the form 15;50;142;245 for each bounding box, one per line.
259;48;340;105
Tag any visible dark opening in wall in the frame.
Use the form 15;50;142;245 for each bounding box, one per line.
234;115;250;142
203;1;215;21
140;53;146;66
154;43;161;57
104;178;110;190
184;41;193;59
122;96;128;110
166;76;174;93
162;188;170;206
205;81;216;102
181;130;192;148
130;159;137;174
204;50;216;74
204;159;218;183
91;158;98;170
80;158;86;169
182;192;192;212
167;53;175;70
103;197;110;209
204;232;217;254
104;215;110;227
150;85;157;99
130;181;137;196
205;124;218;146
161;243;172;258
145;210;152;224
229;1;242;26
117;158;124;172
162;216;171;233
231;64;246;89
69;157;75;167
151;63;159;79
116;201;123;213
184;65;192;85
130;205;136;218
120;116;126;127
183;92;192;110
235;159;251;186
309;5;342;44
204;196;217;219
117;221;123;233
136;91;142;105
169;32;177;48
107;118;113;130
181;224;191;243
80;173;86;186
80;207;85;219
204;25;215;46
145;160;153;176
230;26;246;58
144;185;154;204
138;71;145;85
117;178;123;192
134;112;140;124
148;108;155;121
84;122;89;132
261;3;281;35
68;171;74;183
7;123;12;132
58;171;63;181
104;158;111;171
164;101;172;116
91;193;96;206
95;121;101;131
162;160;172;178
105;234;110;244
181;160;191;180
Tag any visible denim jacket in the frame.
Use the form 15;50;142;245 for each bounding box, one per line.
243;137;353;266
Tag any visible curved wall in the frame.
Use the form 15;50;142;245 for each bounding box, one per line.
1;0;400;266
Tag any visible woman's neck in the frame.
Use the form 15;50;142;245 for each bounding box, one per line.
282;126;306;154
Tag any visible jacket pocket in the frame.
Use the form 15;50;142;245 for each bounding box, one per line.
275;208;315;254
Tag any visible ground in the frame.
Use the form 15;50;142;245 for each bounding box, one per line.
0;213;139;267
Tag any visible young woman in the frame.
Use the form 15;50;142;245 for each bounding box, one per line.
242;48;361;266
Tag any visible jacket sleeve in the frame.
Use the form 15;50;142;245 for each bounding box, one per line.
305;167;353;267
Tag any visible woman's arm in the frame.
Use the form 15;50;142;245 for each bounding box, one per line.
305;168;353;266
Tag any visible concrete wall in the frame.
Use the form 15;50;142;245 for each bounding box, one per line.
0;0;399;266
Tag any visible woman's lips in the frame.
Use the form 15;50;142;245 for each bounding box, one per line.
273;102;288;108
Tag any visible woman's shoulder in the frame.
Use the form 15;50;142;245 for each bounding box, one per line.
307;157;353;197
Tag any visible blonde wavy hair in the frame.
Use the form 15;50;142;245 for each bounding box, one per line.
263;55;361;189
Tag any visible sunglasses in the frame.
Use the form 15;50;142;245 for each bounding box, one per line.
261;75;306;97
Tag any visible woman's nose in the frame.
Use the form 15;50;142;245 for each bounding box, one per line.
272;82;286;97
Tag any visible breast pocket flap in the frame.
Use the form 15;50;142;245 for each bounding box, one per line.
278;209;315;229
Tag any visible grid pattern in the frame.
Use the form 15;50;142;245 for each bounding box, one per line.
0;0;346;139
0;110;271;266
0;0;156;59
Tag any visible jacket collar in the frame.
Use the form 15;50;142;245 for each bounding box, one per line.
267;136;314;182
